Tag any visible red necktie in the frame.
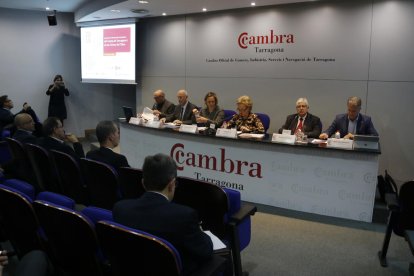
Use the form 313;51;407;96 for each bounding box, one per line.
296;117;303;132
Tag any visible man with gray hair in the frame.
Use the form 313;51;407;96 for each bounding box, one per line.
164;89;197;125
113;153;213;275
152;89;175;119
86;120;129;170
278;97;322;138
319;96;378;139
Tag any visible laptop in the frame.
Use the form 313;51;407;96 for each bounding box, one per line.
353;135;379;150
122;106;134;123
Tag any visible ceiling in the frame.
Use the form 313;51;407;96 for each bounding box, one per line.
0;0;319;22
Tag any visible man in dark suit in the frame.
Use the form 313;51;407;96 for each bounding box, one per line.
164;90;197;125
12;113;38;144
113;153;213;275
39;117;84;159
152;89;175;119
320;96;378;139
278;97;322;138
86;120;129;170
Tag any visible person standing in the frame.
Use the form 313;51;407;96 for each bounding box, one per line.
46;74;69;125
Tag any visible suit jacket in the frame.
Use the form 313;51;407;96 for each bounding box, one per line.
12;129;38;144
86;147;129;171
39;136;85;160
152;99;175;118
278;113;322;138
165;102;198;125
324;113;378;138
113;192;213;275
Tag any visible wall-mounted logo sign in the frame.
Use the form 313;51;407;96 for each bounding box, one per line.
238;30;295;49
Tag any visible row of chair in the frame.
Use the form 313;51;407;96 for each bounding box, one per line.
0;179;227;275
223;110;270;133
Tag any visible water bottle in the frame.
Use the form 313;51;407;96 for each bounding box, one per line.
296;129;303;141
334;131;340;139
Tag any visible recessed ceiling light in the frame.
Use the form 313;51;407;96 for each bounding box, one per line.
110;9;121;12
162;12;167;16
138;0;149;3
45;7;50;10
251;2;256;6
202;8;207;12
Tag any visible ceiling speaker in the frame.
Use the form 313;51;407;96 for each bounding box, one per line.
47;10;57;26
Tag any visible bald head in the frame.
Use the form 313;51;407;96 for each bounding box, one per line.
177;89;188;106
153;89;166;105
14;113;35;131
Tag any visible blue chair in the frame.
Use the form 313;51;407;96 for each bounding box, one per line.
255;112;270;133
0;140;12;166
2;178;36;200
33;200;106;275
81;206;113;225
36;191;75;210
223;109;237;122
96;220;226;276
173;176;256;276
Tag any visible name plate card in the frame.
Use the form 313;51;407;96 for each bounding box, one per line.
271;133;296;145
128;117;141;125
327;138;353;149
179;124;198;134
216;128;237;139
144;120;161;129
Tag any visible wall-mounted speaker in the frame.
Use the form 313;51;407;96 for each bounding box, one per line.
47;10;57;26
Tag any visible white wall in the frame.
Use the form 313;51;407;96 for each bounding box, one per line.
137;0;414;182
0;8;135;136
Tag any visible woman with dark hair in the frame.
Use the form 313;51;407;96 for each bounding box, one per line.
193;91;225;128
46;74;69;125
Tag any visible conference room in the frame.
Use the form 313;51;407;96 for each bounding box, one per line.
1;0;414;275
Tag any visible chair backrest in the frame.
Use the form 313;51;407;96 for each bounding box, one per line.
2;179;36;200
80;158;120;210
118;167;145;199
0;185;43;258
96;220;182;276
223;110;237;122
5;137;26;160
0;140;12;165
25;143;60;193
50;150;89;205
33;200;104;275
255;112;270;133
173;177;229;237
384;170;399;196
395;181;414;234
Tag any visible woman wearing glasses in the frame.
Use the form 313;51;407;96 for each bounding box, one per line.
224;95;264;133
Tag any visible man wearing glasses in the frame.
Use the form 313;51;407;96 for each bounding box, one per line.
114;153;213;275
278;97;322;138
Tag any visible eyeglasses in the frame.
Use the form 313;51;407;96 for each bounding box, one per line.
296;105;307;108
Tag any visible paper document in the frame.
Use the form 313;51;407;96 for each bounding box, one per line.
310;139;327;144
163;122;180;129
204;230;226;250
238;133;265;139
141;107;156;121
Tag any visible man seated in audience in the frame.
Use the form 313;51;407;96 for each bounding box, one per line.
113;153;213;275
86;120;129;170
319;96;378;139
164;90;197;125
278;97;322;138
152;89;175;119
0;95;42;137
39;117;84;159
12;113;38;144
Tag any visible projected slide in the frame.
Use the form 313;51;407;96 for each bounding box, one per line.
81;23;136;84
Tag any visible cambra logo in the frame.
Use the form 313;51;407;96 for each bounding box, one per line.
170;143;262;178
238;30;295;49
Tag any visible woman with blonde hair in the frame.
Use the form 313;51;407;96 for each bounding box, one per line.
225;95;264;133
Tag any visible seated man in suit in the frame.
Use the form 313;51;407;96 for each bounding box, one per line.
39;117;84;159
164;90;197;125
12;113;38;144
278;97;322;138
113;153;213;275
0;95;42;137
319;96;378;139
86;120;129;170
152;89;175;119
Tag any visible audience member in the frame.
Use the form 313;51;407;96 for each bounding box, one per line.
319;96;378;139
46;74;70;125
278;97;322;138
12;114;38;144
152;89;175;119
0;250;52;276
193;92;225;128
113;153;213;275
86;121;129;170
39;117;84;159
164;90;197;125
224;95;265;133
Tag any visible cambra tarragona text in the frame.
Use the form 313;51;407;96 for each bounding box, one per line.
170;143;263;178
238;30;295;49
